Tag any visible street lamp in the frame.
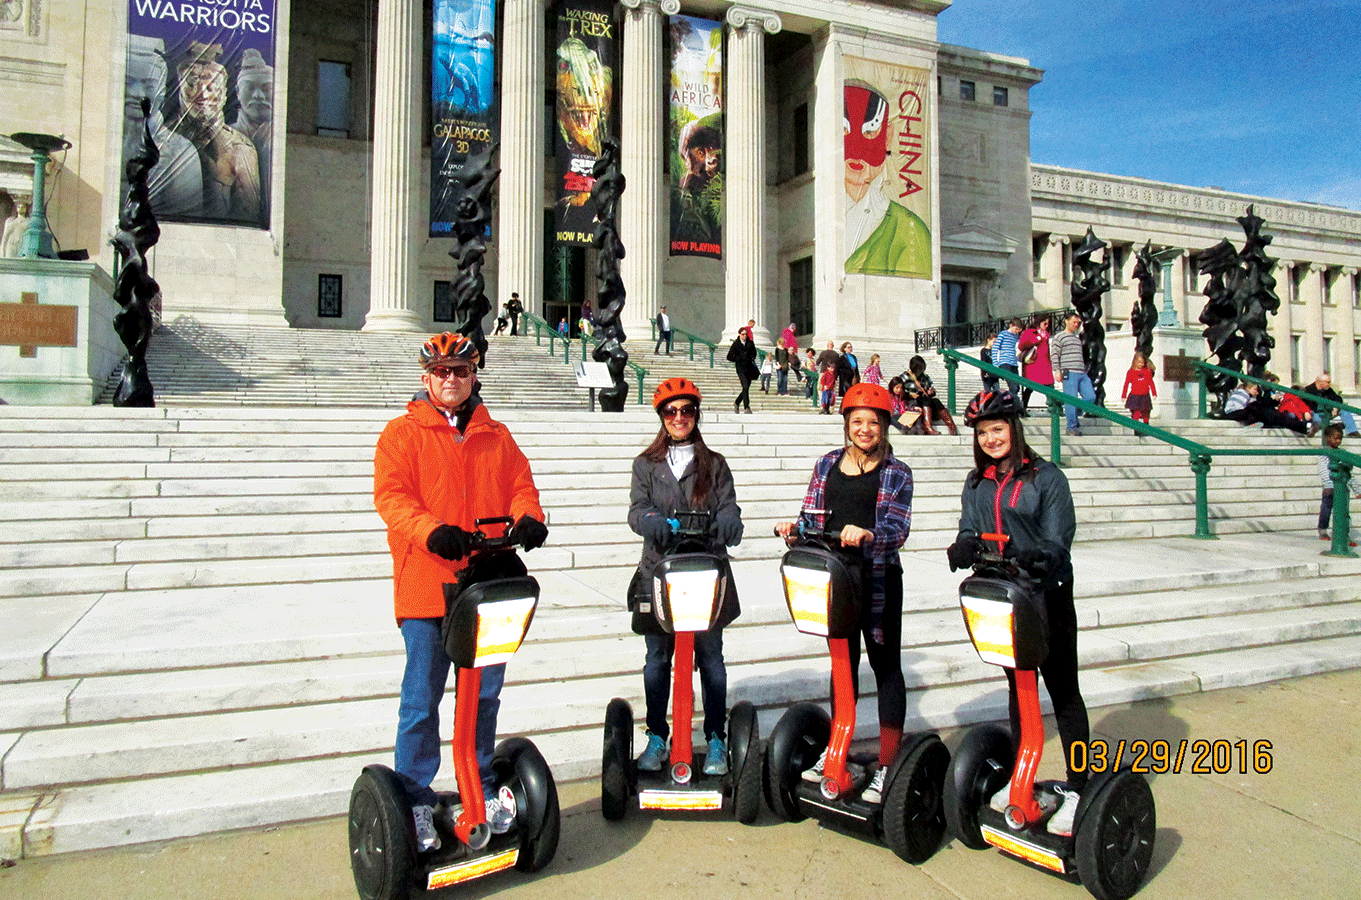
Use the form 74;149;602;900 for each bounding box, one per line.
9;131;71;260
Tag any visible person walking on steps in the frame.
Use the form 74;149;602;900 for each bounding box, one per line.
1051;312;1094;436
946;389;1089;837
373;332;549;852
727;326;758;414
775;383;913;805
627;378;744;775
655;305;674;355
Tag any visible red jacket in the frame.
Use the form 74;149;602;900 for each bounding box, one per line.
374;396;543;621
1121;367;1157;399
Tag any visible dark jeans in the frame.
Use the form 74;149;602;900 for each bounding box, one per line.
655;330;672;354
1225;402;1307;434
846;565;906;731
644;630;727;741
1003;580;1090;790
735;368;753;410
1320;489;1335;530
776;368;789;394
998;363;1020;397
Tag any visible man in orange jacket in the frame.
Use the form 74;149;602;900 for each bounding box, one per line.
373;332;548;851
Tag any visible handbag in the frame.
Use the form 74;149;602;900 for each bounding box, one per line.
1020;343;1038;366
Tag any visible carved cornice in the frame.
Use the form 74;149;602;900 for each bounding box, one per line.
726;5;782;35
621;0;681;15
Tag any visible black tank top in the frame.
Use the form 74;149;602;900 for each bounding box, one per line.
824;461;881;534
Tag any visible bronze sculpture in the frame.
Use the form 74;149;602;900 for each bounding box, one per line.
589;139;630;411
110;98;160;408
1129;241;1158;360
1196;205;1279;408
1070;227;1111;407
445;142;500;375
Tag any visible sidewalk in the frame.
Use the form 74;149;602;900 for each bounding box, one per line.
3;669;1357;900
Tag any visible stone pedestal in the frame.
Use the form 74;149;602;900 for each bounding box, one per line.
0;259;121;404
1107;324;1204;420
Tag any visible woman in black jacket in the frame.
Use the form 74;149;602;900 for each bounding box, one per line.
946;389;1088;838
727;327;758;414
627;378;744;776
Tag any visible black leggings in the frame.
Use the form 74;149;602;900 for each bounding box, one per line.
1004;580;1090;790
735;367;753;411
846;565;906;731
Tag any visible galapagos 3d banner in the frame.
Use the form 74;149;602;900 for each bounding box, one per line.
667;14;723;260
430;0;497;237
553;0;617;247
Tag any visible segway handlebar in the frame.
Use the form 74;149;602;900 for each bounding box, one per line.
468;516;529;553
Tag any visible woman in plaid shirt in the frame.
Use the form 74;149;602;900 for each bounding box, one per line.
775;382;913;805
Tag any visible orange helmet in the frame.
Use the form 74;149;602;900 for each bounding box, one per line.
840;382;893;415
420;332;479;369
652;377;702;411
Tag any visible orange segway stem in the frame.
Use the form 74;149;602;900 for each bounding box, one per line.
451;666;488;844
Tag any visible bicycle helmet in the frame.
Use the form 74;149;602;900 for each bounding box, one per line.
964;389;1024;426
840;382;894;416
420;332;479;370
652;377;702;411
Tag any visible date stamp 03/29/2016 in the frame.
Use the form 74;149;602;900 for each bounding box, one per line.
1069;739;1274;775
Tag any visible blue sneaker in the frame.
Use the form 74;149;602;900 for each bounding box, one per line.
703;737;728;776
637;732;668;772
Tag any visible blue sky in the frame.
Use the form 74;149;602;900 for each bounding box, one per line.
937;0;1361;212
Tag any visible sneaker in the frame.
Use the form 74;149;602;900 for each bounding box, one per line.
412;804;441;852
801;748;828;782
703;737;729;776
1065;428;1082;436
1047;786;1080;836
861;766;886;804
638;732;668;772
1320;529;1331;541
988;778;1013;813
485;785;517;835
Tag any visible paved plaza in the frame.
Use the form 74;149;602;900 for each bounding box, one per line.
3;669;1357;900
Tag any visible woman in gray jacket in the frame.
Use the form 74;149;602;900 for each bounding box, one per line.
628;377;744;777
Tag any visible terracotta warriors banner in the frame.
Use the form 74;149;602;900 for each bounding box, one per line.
842;56;932;279
430;0;496;237
667;14;723;260
123;0;277;228
553;0;617;247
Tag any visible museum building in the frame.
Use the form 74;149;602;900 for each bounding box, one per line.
2;0;1359;388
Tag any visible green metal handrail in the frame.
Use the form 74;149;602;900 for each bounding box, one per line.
520;311;649;405
939;347;1361;553
1194;360;1361;422
650;320;719;367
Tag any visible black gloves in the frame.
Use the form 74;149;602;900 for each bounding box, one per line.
427;524;473;561
716;515;744;547
638;514;673;545
508;515;549;551
947;535;985;572
1005;543;1050;577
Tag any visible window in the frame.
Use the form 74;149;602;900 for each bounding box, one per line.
317;61;353;138
1290;265;1307;303
1032;234;1047;280
433;281;455;323
960;80;975;102
1111;244;1129;287
1291;335;1301;385
318;274;343;318
789;257;814;335
1325;336;1334;375
792;103;809;176
1323;267;1337;306
993;86;1009;107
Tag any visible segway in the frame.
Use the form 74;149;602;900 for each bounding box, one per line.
763;510;950;865
348;517;559;899
601;509;763;823
944;535;1155;900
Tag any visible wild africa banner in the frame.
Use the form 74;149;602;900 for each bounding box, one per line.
553;0;616;247
430;0;496;237
123;0;277;228
842;56;932;279
667;14;723;260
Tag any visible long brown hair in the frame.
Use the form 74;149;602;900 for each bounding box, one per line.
641;413;721;509
969;414;1038;485
843;408;893;469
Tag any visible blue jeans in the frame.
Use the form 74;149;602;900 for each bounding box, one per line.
395;618;505;806
643;630;727;742
776;368;789;394
1062;369;1096;432
1311;409;1358;435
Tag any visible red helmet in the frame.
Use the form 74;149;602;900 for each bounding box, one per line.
840;382;893;415
964;389;1023;426
652;377;702;411
420;332;479;369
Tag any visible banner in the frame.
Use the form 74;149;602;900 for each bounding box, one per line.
842;57;932;279
430;0;497;237
553;0;617;247
667;15;723;260
122;0;277;228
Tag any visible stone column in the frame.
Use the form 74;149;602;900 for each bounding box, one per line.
498;0;546;317
1337;268;1359;392
1041;235;1068;309
1274;260;1295;382
722;5;780;346
620;0;680;341
1302;263;1327;381
363;0;425;332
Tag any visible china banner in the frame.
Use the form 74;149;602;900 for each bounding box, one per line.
667;15;723;260
553;0;617;247
842;56;932;279
122;0;277;229
430;0;497;237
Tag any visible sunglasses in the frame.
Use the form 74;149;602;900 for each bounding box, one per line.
428;364;473;380
661;403;698;420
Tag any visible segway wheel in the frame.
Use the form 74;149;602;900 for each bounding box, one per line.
883;735;950;865
601;698;633;821
942;724;1013;850
763;702;830;822
727;701;762;824
348;765;417;900
1075;771;1156;900
493;737;561;873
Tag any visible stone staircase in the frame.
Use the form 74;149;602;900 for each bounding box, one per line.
5;329;1359;859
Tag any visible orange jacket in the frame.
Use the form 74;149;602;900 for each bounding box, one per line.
374;396;543;621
